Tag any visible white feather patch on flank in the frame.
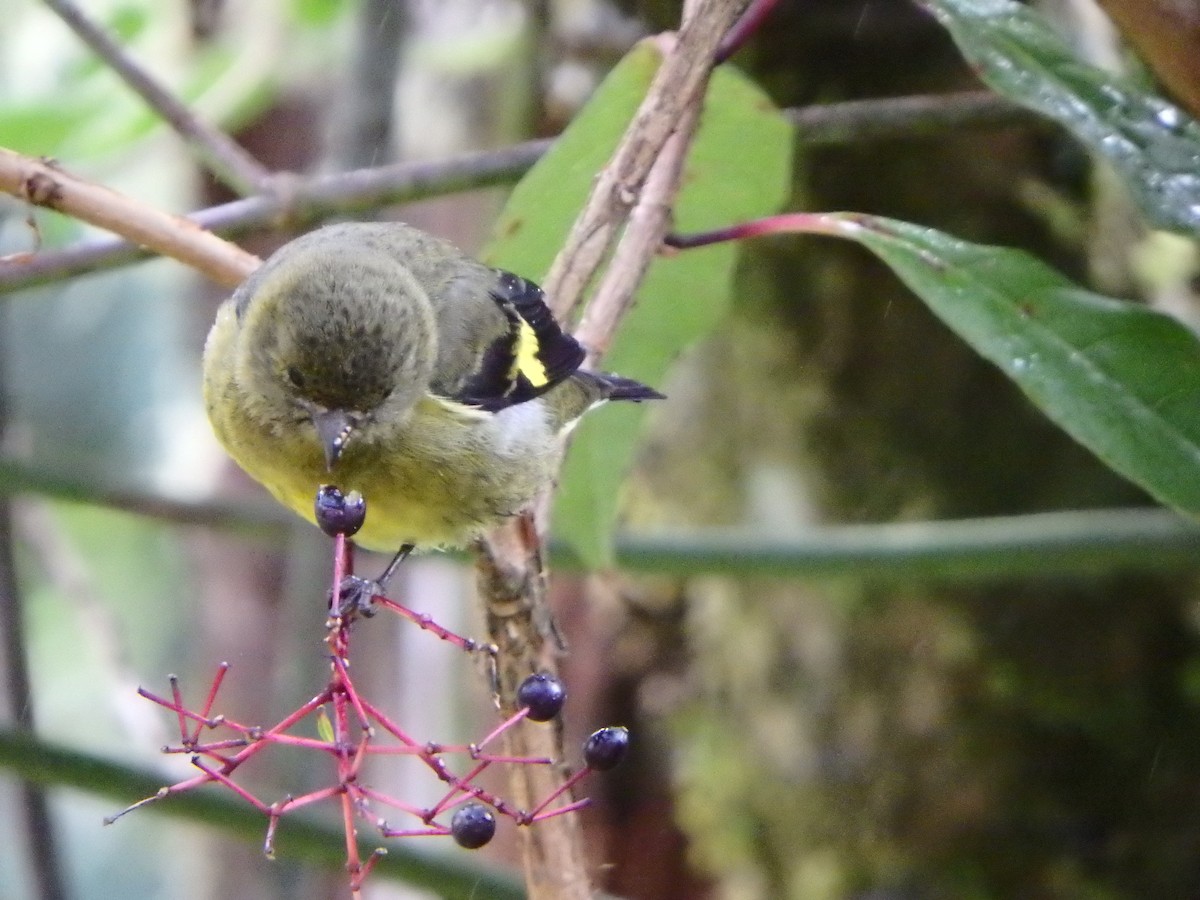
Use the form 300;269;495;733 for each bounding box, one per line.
557;398;609;440
430;395;490;421
488;399;551;453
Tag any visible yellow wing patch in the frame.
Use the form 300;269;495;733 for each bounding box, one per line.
453;269;585;412
514;319;549;388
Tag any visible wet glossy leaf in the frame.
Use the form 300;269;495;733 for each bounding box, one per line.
815;213;1200;514
486;47;792;566
923;0;1200;234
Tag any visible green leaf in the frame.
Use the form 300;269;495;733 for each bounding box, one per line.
290;0;348;27
316;707;335;743
485;47;792;566
0;106;92;156
812;213;1200;515
922;0;1200;235
484;43;660;280
557;68;792;566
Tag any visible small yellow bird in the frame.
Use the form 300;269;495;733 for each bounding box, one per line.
203;221;661;560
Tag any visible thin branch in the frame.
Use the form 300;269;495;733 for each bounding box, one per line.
0;149;258;289
330;0;408;171
476;2;749;898
574;97;701;362
0;513;67;900
42;0;271;196
785;90;1030;145
0;288;67;900
0;140;550;293
0;728;525;900
542;1;752;322
604;508;1200;580
714;0;779;63
0;91;1034;296
0;459;288;534
3;459;1197;579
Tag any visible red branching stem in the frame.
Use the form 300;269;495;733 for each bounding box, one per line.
273;784;344;814
357;696;421;747
257;689;334;738
382;829;449;839
347;729;372;779
118;519;626;894
168;675;189;739
529;798;592;823
162;737;248;754
340;788;363;893
371;596;489;653
353;849;389;889
136;686;222;729
356;784;434;819
474;752;553;765
380;825;451;839
190;757;271;811
666;211;844;249
358;744;436;756
329;652;373;733
472;706;531;752
428;760;492;819
260;733;341;752
524;767;592;821
196;662;231;730
331;534;349;614
713;0;779;64
156;772;214;796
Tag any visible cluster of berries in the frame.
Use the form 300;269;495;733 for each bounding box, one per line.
311;485;630;849
110;483;629;881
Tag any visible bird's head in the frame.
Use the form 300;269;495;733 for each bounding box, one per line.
232;236;438;470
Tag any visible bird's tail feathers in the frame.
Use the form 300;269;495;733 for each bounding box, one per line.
593;372;665;403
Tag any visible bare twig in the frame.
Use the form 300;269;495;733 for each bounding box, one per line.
714;0;779;63
575;100;701;362
786;90;1029;144
0;457;288;533
330;0;408;170
0;92;1033;296
3;454;1199;579
0;149;258;288
542;0;753;323
476;2;749;898
0;140;550;293
0;518;67;900
42;0;271;195
0;319;67;900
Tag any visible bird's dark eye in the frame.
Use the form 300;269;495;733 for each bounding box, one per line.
286;366;306;389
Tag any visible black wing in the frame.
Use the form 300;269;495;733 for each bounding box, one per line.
454;270;586;412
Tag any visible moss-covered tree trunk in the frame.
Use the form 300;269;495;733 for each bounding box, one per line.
606;1;1200;897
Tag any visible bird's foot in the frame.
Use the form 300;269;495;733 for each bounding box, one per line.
334;575;382;619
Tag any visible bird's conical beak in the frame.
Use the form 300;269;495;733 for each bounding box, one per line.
312;409;354;471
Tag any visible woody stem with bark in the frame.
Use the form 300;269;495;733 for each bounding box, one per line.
475;1;752;897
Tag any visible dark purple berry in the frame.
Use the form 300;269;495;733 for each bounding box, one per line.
583;726;629;771
516;672;566;722
314;485;366;537
450;802;496;849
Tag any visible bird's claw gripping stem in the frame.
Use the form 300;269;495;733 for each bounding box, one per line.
334;575;381;619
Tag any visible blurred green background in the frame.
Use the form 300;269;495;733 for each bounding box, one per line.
5;1;1200;899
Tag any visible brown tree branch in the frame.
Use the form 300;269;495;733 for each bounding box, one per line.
0;140;550;294
42;0;272;195
714;0;780;63
0;92;1032;296
0;149;259;288
543;0;753;323
475;2;750;898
